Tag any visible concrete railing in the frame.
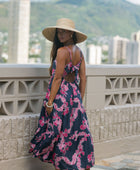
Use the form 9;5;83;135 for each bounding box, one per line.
0;64;140;170
85;64;140;159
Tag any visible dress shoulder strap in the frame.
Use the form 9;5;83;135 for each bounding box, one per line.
77;46;83;63
65;46;83;64
80;50;83;62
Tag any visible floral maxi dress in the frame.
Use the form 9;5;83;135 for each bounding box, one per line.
29;47;95;170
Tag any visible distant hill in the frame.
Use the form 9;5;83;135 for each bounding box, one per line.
1;0;140;39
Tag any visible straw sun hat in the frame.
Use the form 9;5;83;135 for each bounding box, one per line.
42;18;87;43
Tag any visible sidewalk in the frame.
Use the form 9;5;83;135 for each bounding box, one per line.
91;151;140;170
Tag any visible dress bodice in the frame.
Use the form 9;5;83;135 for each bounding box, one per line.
51;46;82;84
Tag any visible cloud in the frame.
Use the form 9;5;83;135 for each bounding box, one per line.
126;0;140;5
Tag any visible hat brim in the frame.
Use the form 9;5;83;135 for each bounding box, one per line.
42;26;87;43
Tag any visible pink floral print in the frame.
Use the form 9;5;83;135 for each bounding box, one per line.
29;47;95;169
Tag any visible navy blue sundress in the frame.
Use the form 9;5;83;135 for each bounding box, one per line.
29;46;95;170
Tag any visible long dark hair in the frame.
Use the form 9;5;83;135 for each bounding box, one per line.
49;29;77;76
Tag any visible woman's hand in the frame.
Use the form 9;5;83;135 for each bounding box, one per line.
46;106;53;116
45;101;53;116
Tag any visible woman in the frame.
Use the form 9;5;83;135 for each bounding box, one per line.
29;18;95;170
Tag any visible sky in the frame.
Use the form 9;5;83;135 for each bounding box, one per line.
126;0;140;5
0;0;140;5
0;0;50;1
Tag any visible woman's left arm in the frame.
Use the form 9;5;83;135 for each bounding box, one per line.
46;48;67;114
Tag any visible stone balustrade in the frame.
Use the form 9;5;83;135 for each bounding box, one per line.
0;64;140;170
0;64;50;115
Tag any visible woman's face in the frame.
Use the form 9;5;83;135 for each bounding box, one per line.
57;28;73;44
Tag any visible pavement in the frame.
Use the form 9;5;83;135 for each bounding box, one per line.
91;150;140;170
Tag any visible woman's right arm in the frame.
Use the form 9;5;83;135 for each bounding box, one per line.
79;55;86;101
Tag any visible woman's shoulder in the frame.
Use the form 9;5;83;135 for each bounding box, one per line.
76;45;83;53
75;46;84;59
56;47;69;61
57;46;68;53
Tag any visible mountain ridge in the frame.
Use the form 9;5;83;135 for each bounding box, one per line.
30;0;140;39
0;0;140;40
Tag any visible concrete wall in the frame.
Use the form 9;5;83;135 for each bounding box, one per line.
0;64;140;170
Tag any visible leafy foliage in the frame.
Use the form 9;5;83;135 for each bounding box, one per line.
30;0;140;39
0;0;140;39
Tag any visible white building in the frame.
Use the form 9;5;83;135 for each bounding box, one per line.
109;36;129;64
86;44;102;65
8;0;30;63
0;45;2;58
131;30;140;42
126;41;140;64
40;39;52;64
130;30;140;64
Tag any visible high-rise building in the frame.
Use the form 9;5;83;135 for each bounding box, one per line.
138;43;140;64
130;30;140;64
131;30;140;42
8;0;30;63
109;36;129;64
40;39;52;64
87;44;102;65
126;41;140;64
0;44;2;60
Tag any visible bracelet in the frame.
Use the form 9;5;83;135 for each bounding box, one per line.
46;102;54;108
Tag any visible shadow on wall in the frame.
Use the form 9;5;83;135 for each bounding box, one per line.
0;157;55;170
27;157;55;170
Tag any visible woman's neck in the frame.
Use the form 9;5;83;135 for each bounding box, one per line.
63;39;74;46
